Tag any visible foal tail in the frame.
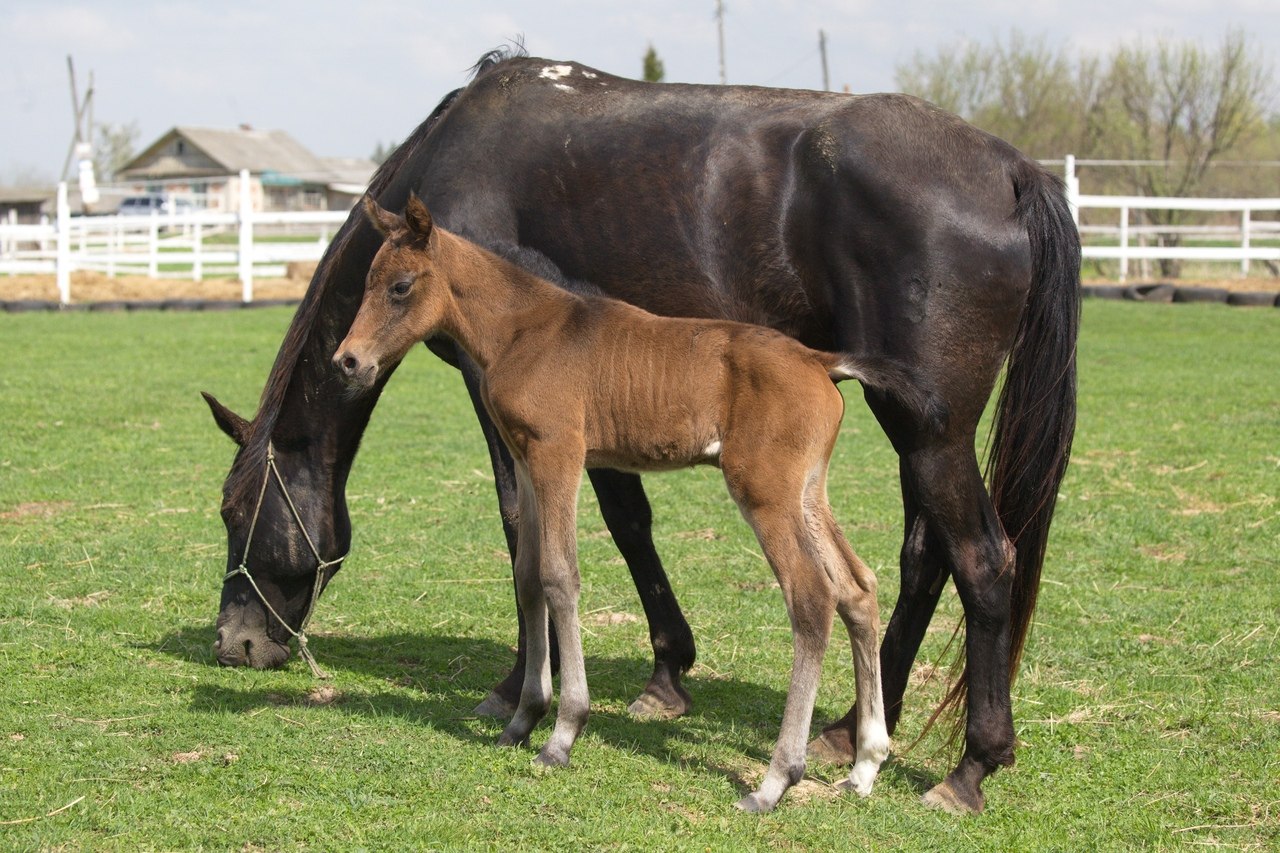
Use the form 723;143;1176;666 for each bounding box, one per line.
827;356;943;428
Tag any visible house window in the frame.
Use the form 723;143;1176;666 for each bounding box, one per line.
176;140;186;156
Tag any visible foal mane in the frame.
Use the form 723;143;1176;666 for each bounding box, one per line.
224;45;524;510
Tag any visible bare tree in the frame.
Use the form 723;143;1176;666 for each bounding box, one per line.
94;121;140;182
1102;30;1272;273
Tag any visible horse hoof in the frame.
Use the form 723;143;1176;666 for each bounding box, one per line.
474;691;517;718
496;730;528;749
921;780;984;815
806;732;855;767
627;690;689;721
534;747;570;768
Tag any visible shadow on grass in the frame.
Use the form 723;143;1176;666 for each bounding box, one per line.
152;623;942;797
155;625;785;752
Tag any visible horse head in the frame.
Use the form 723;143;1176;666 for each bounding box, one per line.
203;391;348;671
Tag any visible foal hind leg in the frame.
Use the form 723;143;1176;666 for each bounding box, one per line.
811;465;948;764
725;467;836;813
814;509;889;797
587;468;695;720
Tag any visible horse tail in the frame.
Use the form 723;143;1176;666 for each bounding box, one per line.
989;161;1080;682
921;159;1080;747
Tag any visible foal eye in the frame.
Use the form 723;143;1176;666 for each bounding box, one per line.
390;279;413;297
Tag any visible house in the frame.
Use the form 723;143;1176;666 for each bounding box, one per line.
115;126;376;212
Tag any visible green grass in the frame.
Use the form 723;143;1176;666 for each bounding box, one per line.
1;301;1277;850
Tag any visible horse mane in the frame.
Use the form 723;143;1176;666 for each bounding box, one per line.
224;45;527;509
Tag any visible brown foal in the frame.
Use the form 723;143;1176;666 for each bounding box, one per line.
334;195;903;812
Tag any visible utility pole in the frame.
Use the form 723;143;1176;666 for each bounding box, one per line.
716;0;727;85
61;56;99;209
819;29;830;91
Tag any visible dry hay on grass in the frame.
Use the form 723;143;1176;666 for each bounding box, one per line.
0;264;315;303
2;264;1276;304
1081;275;1280;294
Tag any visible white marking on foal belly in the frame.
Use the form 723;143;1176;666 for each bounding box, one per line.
702;440;722;460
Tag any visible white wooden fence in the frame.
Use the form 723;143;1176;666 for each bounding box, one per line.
3;162;1278;304
0;171;350;303
1063;156;1280;283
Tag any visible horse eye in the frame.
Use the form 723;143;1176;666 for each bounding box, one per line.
390;279;412;297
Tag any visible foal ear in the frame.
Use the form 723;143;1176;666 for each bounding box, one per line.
404;192;435;240
363;195;402;237
202;392;251;447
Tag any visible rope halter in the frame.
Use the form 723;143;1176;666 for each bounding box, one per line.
223;442;345;679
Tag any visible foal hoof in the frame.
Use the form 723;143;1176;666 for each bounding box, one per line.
921;779;984;815
734;792;775;814
806;731;855;767
474;691;518;719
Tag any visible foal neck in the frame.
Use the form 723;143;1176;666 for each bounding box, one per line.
434;231;581;372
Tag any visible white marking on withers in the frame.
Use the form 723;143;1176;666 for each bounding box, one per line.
540;65;574;81
554;83;575;93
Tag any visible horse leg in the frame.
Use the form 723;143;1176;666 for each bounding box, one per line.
810;461;948;763
586;468;695;719
497;465;551;747
907;439;1017;815
812;506;890;798
523;449;590;768
724;460;835;813
455;353;560;718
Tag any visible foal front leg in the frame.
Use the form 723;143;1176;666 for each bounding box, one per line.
497;470;552;747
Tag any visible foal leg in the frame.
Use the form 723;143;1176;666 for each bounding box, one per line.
587;468;695;719
497;470;552;747
458;354;543;718
527;452;591;768
811;464;948;763
812;505;890;797
724;469;836;813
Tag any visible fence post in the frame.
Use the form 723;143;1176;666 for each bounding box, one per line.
1240;209;1251;277
1064;154;1080;226
1118;206;1129;284
148;212;160;278
56;183;71;305
193;220;204;282
238;168;254;302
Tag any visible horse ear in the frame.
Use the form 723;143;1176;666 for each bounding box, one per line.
202;392;251;447
363;195;401;236
405;192;434;240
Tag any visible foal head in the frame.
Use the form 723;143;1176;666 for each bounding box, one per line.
333;194;449;391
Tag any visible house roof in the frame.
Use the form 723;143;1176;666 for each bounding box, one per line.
119;127;375;187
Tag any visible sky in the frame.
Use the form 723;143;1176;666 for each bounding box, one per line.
2;0;1275;185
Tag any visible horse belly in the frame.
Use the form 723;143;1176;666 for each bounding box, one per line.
584;387;722;473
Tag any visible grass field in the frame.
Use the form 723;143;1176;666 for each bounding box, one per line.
1;299;1277;850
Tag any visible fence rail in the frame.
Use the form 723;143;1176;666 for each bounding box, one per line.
4;161;1279;303
0;171;350;303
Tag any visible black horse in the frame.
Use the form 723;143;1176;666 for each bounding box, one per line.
204;48;1078;814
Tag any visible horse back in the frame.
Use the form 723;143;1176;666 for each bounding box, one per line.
418;57;1047;408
